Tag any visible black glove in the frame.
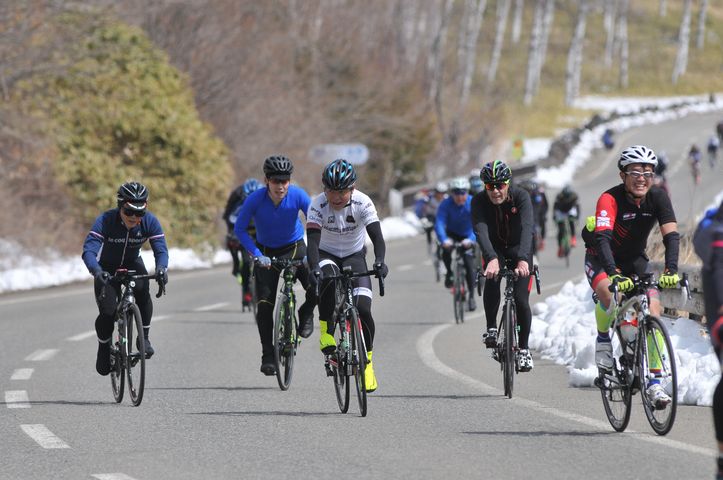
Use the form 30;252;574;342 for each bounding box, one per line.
308;267;323;287
157;268;168;286
94;270;110;284
374;261;388;279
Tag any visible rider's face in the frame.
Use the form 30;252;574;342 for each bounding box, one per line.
485;182;508;205
266;177;290;203
620;164;654;199
325;187;354;210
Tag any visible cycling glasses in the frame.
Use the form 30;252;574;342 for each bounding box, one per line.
451;189;468;196
122;207;146;218
624;171;655;180
484;182;507;191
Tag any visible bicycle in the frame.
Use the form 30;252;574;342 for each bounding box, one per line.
481;263;541;399
261;257;305;391
450;242;471;324
107;269;165;406
320;266;385;417
593;273;689;435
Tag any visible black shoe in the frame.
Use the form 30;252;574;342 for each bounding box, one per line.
96;342;111;376
468;296;476;312
483;328;497;349
136;336;154;359
297;302;314;339
444;272;453;289
260;360;277;376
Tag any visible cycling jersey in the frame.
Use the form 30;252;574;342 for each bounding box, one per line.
234;185;310;257
82;209;168;275
582;183;676;276
553;192;579;218
434;196;475;243
306;189;379;258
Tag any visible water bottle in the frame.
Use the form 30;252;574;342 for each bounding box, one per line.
619;310;638;343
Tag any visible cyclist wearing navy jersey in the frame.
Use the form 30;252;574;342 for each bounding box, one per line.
234;156;316;376
306;159;388;392
582;145;680;408
222;178;261;307
82;182;169;376
472;160;535;372
435;176;477;312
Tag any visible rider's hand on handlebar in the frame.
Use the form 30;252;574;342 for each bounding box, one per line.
461;239;474;249
156;268;168;286
256;255;272;268
609;273;634;293
658;270;679;289
373;261;389;279
441;239;453;250
514;260;529;277
94;270;110;285
308;267;323;287
484;258;500;279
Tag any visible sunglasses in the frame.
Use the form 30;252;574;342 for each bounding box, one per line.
624;171;655;180
122;207;146;218
451;189;468;196
484;183;507;191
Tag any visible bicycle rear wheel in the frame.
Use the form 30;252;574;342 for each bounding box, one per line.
350;308;367;417
639;316;677;435
125;304;146;406
598;332;633;432
453;262;465;324
331;316;350;414
502;302;515;398
273;292;297;391
110;318;125;403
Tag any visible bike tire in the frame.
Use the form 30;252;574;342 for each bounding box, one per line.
350;308;368;417
639;316;677;435
251;271;258;318
503;301;515;398
273;292;296;391
598;330;633;432
110;317;125;403
433;253;441;283
453;262;464;324
332;314;350;414
125;303;145;406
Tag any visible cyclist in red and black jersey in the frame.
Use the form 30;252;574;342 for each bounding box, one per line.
582;145;681;408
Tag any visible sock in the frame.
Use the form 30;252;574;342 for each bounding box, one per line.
595;301;611;333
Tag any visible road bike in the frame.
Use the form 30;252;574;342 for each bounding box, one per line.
450;242;473;324
264;257;305;391
481;263;540;399
594;273;689;435
320;266;384;417
107;269;165;406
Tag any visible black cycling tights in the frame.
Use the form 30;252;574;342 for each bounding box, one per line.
94;275;152;341
483;274;532;349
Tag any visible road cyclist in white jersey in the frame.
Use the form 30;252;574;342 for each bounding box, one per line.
306;158;388;392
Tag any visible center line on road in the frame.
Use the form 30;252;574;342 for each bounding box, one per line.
11;368;34;380
5;390;31;408
194;302;229;312
92;474;140;480
25;349;59;361
397;264;414;271
20;424;70;449
417;324;716;458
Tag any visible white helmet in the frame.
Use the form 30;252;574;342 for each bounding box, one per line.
618;145;658;171
448;176;471;191
434;181;448;193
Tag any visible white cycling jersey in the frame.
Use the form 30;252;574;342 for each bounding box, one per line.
307;189;379;258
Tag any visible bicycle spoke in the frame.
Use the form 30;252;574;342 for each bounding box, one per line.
125;304;145;406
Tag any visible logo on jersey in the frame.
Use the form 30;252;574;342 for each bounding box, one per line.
346;214;356;223
623;213;636;221
327;215;335;224
597;216;610;227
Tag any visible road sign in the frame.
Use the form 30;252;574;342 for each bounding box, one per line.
309;143;369;165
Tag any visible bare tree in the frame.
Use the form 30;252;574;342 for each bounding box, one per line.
565;0;588;106
696;0;708;49
429;0;455;139
486;0;510;86
523;0;554;105
511;0;523;44
603;0;617;68
659;0;667;17
617;0;629;88
457;0;486;107
672;0;693;84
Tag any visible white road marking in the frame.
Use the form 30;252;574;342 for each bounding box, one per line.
397;264;414;271
5;390;31;408
67;330;97;342
20;424;70;449
153;314;170;322
24;349;59;361
194;302;229;312
417;324;716;458
10;368;34;380
92;474;140;480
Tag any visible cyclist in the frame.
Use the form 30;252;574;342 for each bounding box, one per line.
233;155;316;376
222;178;261;307
689;144;702;184
602;128;615;150
708;134;720;169
435;176;477;312
415;183;447;251
582;145;680;408
472;160;535;371
82;182;169;376
518;179;548;253
653;150;670;197
553;185;580;258
306;159;388;392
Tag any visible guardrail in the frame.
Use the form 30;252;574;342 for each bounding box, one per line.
650;261;705;320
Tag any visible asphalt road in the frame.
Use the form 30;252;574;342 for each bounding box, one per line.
1;111;721;480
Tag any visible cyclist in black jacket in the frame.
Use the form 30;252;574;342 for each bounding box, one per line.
472;160;535;372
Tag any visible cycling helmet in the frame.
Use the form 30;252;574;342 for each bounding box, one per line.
618;145;657;171
434;182;448;194
117;181;148;209
322;159;357;190
263;155;294;179
561;185;574;197
481;160;512;184
518;179;538;192
469;176;483;194
242;178;261;196
448;176;471;192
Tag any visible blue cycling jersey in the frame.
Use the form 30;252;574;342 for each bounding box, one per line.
234;185;310;257
434;196;476;243
82;209;169;275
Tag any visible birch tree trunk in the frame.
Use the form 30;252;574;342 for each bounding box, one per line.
511;0;523;44
617;0;629;88
672;0;693;84
603;0;617;68
486;0;510;86
659;0;667;17
523;0;544;105
565;0;588;106
458;0;486;107
429;0;455;139
696;0;708;49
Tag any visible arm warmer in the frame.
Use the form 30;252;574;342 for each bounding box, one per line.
366;221;386;263
306;228;321;269
662;231;680;273
595;230;618;276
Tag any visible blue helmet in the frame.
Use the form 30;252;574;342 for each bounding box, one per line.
322;159;357;190
242;178;261;196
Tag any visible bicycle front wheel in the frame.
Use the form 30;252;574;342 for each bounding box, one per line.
125;304;145;406
350;308;367;417
502;302;515;398
332;315;350;414
110;318;125;403
273;292;296;391
639;316;677;435
598;331;633;432
453;263;465;324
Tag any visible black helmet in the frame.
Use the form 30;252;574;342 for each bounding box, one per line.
322;159;357;190
263;155;294;179
117;181;148;209
481;160;512;184
518;179;538;192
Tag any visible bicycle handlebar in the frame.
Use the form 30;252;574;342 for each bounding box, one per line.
316;267;385;298
105;269;166;299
